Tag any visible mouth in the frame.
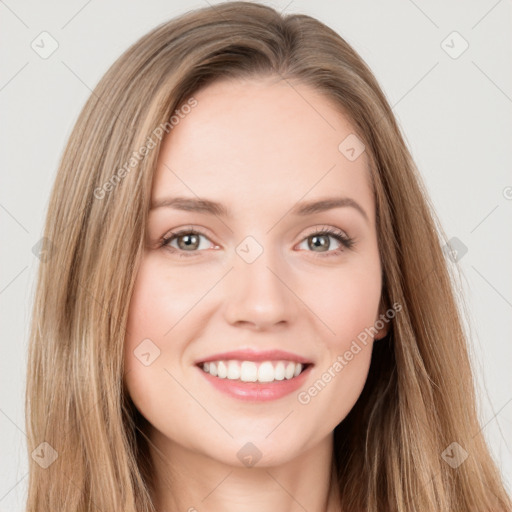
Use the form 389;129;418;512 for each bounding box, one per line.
197;359;312;383
194;349;314;401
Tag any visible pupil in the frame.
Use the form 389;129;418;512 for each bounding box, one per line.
179;234;198;250
311;235;328;251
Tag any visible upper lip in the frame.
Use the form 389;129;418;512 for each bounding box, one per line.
195;349;313;365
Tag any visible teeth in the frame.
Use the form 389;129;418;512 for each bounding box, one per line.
285;362;295;379
200;360;305;383
258;361;274;382
217;361;227;379
274;362;285;381
240;361;257;382
227;360;241;380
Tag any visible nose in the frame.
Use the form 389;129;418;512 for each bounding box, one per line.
223;248;299;331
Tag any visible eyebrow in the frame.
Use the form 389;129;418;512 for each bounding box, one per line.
150;196;369;223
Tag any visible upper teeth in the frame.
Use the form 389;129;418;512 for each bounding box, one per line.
201;360;304;383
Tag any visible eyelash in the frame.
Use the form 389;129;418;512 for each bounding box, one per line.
160;225;355;259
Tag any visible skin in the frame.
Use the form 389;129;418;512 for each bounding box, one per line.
124;75;389;512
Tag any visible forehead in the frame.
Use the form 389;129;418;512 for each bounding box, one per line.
152;77;374;222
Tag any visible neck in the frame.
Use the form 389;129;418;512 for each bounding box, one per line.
147;427;341;512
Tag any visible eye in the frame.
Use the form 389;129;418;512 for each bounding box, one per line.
160;225;355;258
296;225;355;258
161;227;216;258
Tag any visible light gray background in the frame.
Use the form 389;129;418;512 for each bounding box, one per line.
1;0;511;509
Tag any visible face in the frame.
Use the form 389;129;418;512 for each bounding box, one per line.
124;76;388;468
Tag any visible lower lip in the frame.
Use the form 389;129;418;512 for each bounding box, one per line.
196;364;313;402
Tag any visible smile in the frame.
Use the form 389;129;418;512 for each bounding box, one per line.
196;357;313;402
199;360;308;383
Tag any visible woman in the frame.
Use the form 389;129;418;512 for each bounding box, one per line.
25;2;511;511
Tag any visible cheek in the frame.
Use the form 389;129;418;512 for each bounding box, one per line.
123;253;223;402
292;259;381;423
295;258;382;348
297;343;372;437
124;253;205;360
123;257;182;405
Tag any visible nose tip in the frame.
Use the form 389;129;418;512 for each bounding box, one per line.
223;256;297;330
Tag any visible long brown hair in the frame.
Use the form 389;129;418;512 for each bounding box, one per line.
25;2;511;511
